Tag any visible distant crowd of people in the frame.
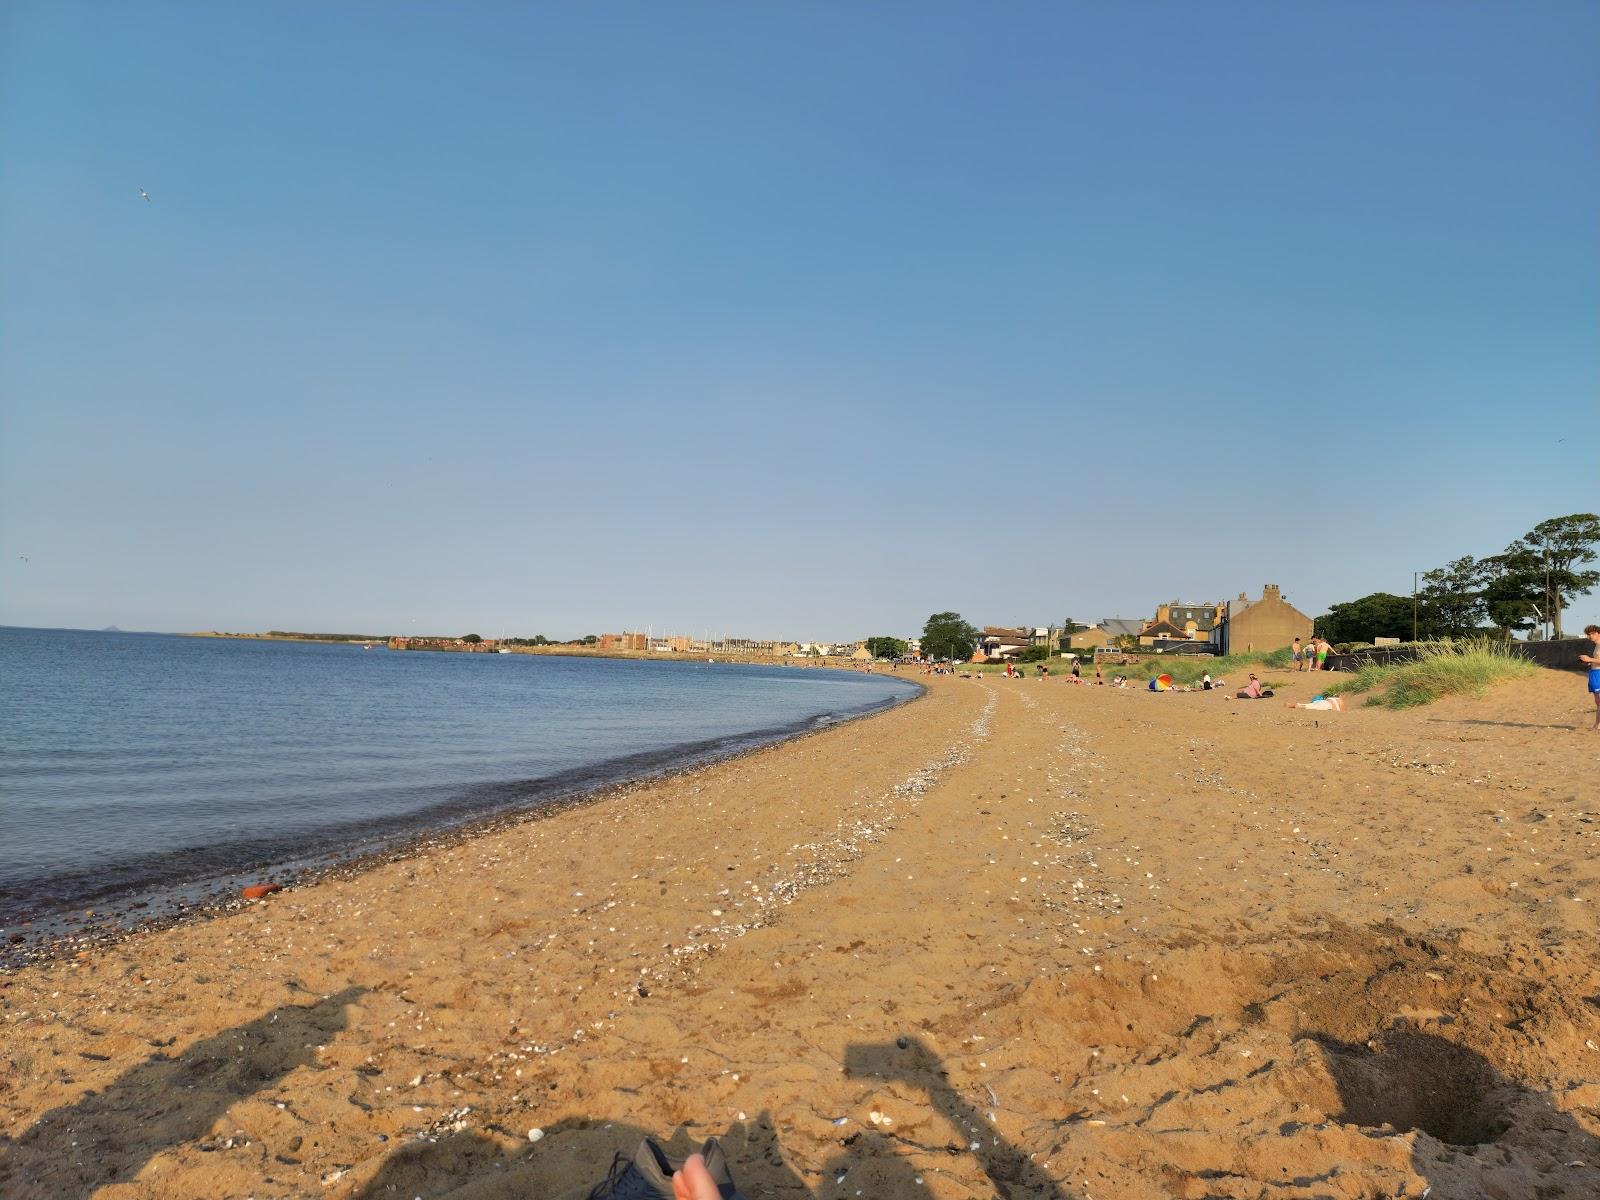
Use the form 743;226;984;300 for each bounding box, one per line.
901;628;1600;730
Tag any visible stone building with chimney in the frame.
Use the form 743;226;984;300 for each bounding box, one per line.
1210;584;1313;655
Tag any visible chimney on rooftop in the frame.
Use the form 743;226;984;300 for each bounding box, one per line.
1264;584;1280;598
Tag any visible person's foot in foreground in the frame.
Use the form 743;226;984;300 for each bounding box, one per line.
673;1154;720;1200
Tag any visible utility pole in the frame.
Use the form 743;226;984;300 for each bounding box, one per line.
1544;549;1552;641
1412;571;1419;642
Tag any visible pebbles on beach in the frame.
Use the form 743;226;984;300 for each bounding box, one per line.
5;674;1598;1200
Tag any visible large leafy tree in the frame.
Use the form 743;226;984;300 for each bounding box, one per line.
1419;556;1487;639
920;612;978;661
1506;513;1600;640
865;636;909;659
1482;549;1545;639
1314;593;1415;644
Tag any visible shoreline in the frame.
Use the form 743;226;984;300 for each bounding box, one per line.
3;670;1595;1199
0;678;924;971
183;630;873;668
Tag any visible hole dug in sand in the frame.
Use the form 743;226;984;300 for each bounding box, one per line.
1311;1028;1512;1146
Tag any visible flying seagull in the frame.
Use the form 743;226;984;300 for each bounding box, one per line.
138;188;151;202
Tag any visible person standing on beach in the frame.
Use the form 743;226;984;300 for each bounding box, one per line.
1581;624;1600;730
1291;637;1303;671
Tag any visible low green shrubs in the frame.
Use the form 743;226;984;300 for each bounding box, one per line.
1146;648;1289;685
1322;639;1538;709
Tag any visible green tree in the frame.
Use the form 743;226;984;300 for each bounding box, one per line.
865;636;909;659
920;611;978;661
1314;593;1414;644
1419;556;1486;639
1481;550;1543;639
462;633;483;644
582;634;599;645
1507;513;1600;640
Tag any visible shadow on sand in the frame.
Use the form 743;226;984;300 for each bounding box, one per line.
0;986;365;1200
1314;1027;1600;1196
1425;717;1580;731
348;1035;1072;1199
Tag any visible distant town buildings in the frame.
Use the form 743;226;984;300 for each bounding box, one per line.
1098;618;1145;644
1210;584;1313;655
978;627;1033;660
1137;600;1225;648
976;588;1310;661
1067;625;1110;652
391;591;1312;665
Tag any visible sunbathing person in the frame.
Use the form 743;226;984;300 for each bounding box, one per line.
1234;674;1273;699
1289;694;1344;711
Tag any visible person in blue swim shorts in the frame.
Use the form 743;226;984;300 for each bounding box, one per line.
1583;624;1600;732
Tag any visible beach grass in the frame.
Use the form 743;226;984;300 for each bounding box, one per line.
969;646;1297;684
1138;647;1293;686
1321;639;1539;709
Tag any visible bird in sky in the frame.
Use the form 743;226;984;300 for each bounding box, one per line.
138;188;151;202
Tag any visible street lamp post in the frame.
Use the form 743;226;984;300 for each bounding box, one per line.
1544;550;1552;641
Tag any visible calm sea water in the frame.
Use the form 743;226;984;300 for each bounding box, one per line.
0;627;916;923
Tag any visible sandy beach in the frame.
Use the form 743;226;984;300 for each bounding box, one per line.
3;668;1598;1199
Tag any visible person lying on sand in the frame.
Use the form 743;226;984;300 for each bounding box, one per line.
1289;694;1344;711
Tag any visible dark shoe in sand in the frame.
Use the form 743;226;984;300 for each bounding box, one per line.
586;1137;745;1200
586;1138;676;1200
697;1137;746;1199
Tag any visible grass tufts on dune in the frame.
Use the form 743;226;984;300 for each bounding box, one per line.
1140;647;1292;686
1322;639;1539;709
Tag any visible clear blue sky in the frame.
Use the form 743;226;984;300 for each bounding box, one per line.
2;2;1597;640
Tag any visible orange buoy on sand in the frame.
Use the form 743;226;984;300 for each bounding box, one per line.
241;883;283;900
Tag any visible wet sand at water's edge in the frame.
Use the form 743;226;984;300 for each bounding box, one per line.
3;669;1597;1198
